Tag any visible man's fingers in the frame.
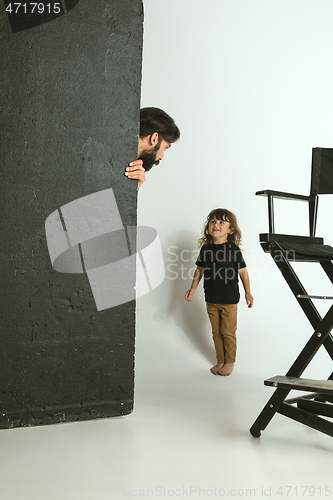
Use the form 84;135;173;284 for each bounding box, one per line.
125;160;146;187
128;159;143;168
126;166;145;174
127;167;145;173
127;172;145;180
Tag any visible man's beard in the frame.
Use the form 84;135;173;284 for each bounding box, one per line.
138;143;160;172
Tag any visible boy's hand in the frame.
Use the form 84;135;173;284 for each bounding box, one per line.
185;288;196;302
245;292;254;308
125;160;146;188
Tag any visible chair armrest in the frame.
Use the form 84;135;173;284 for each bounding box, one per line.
256;190;319;235
256;190;315;202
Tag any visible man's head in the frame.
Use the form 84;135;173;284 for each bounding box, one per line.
138;107;180;171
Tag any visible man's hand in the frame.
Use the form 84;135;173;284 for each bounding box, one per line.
125;160;146;188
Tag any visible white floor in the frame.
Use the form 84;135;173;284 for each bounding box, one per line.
0;338;332;500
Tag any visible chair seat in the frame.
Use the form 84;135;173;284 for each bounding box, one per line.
259;233;323;245
265;375;333;394
277;242;333;261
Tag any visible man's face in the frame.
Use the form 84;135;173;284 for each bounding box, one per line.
138;138;171;171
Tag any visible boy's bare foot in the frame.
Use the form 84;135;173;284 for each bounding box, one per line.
210;363;224;375
218;363;234;376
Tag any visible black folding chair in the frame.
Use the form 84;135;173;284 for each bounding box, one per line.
250;147;333;438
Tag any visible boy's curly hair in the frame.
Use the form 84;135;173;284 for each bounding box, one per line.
198;208;242;248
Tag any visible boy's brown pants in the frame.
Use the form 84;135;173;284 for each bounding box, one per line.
206;303;238;364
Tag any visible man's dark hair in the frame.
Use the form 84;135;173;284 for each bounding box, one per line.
140;107;180;144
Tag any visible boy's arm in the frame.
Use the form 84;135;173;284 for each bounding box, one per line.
185;266;203;302
238;267;254;308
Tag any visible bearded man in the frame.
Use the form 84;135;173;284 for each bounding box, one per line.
125;107;180;187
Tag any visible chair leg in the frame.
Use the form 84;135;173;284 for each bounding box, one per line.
250;256;333;437
272;249;333;360
250;307;333;437
286;306;333;377
250;388;289;437
271;248;322;329
279;403;333;437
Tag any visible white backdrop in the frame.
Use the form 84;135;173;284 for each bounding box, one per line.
137;0;333;381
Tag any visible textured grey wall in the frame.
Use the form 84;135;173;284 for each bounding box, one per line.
0;0;143;428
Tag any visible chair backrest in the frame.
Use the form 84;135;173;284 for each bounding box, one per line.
311;148;333;195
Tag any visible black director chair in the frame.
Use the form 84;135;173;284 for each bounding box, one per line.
250;147;333;438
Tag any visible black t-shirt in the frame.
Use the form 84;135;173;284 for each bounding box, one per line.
196;242;246;304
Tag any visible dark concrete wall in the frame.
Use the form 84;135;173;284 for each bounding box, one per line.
0;0;143;428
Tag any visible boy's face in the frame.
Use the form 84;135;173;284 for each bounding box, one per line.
208;217;234;243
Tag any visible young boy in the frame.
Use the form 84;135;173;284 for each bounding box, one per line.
185;208;253;376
